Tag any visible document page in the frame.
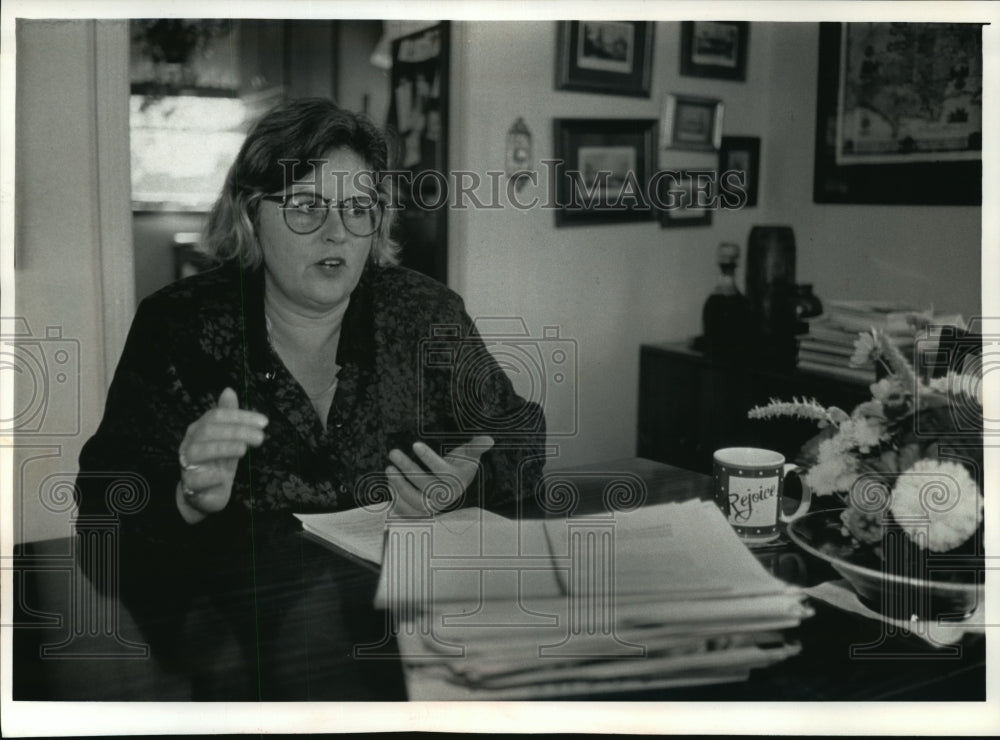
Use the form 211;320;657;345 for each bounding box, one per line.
296;505;556;584
295;507;389;565
372;508;562;608
542;499;793;599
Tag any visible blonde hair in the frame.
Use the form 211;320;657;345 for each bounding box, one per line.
203;98;400;269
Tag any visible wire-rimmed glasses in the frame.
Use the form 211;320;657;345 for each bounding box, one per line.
260;192;383;237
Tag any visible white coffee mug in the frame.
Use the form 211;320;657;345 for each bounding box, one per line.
712;447;812;543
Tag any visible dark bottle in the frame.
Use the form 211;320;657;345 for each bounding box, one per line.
746;226;799;363
746;225;796;338
702;242;752;354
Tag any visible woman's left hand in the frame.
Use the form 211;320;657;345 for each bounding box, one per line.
386;435;494;516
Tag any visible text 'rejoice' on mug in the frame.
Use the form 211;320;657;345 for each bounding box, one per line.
712;447;812;544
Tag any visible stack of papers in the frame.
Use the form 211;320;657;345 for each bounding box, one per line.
799;301;963;382
326;499;813;700
822;299;934;335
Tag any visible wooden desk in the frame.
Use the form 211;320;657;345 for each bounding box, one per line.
11;459;984;701
638;343;873;473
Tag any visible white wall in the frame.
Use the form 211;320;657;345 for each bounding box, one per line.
450;21;775;468
12;20;125;544
448;21;981;470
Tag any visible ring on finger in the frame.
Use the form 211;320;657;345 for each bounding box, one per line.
179;449;202;472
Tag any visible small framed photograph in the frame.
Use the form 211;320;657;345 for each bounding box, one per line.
552;118;657;227
555;21;655;97
662;94;724;152
718;136;760;207
680;21;749;81
657;170;714;227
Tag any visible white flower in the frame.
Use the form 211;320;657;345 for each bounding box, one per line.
926;375;948;394
804;460;841;497
850;330;878;368
841;504;887;545
854;400;885;419
805;459;860;497
805;437;858;496
869;378;895;403
926;372;983;406
890;459;983;552
839;416;888;453
816;433;848;460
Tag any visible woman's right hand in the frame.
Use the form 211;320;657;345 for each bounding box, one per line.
175;387;268;524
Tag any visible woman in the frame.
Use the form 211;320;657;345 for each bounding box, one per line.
75;98;547;553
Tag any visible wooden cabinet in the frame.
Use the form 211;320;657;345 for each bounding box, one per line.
637;343;873;474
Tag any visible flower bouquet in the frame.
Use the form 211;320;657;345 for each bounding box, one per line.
748;328;984;618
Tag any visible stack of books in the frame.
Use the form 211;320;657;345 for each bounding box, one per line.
798;300;952;383
351;501;812;700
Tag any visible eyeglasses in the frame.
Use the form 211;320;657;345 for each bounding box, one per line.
260;192;383;237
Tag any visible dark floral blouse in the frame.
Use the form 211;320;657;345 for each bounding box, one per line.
75;260;547;550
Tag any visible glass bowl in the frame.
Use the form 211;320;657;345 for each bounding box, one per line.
787;508;984;621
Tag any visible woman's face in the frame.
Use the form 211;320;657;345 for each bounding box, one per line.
256;147;375;315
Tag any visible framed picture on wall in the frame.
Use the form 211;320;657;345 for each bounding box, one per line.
552;118;657;226
813;22;981;205
555;21;655;97
661;94;724;151
718;136;760;207
657;170;714;227
680;21;749;81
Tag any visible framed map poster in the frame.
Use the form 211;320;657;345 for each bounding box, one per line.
813;22;982;205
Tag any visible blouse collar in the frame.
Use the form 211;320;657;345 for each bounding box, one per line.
229;258;377;375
